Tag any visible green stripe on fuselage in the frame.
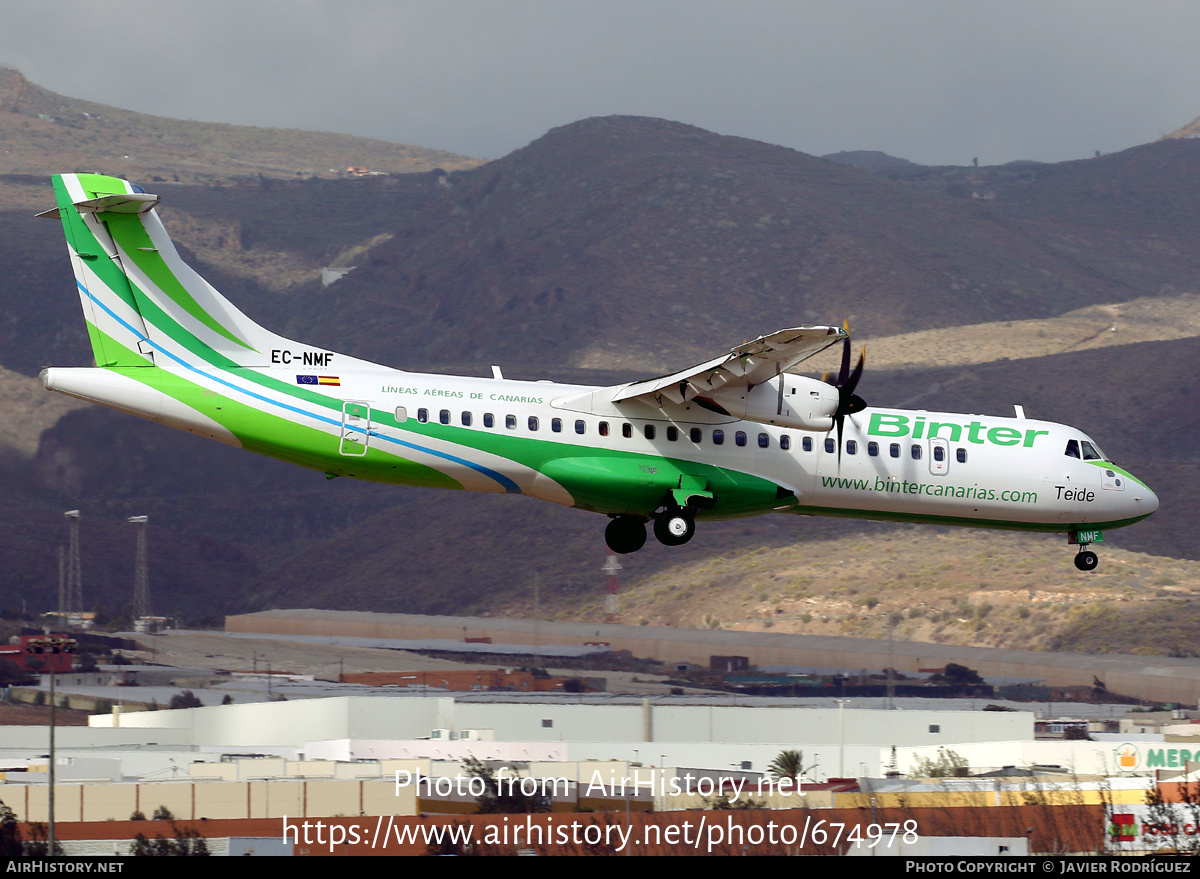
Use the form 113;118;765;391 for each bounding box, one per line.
82;332;461;490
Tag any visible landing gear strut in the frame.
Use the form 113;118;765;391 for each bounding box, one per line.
653;507;696;547
605;516;647;554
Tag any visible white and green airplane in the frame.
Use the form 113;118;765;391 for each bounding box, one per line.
38;173;1158;570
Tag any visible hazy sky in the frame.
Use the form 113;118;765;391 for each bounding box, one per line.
2;1;1198;165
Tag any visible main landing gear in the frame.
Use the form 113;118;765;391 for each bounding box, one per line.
653;507;696;547
604;507;697;554
605;516;646;554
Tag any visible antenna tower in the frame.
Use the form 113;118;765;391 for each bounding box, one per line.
129;516;150;619
64;510;82;614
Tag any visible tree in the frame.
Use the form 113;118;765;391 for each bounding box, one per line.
130;809;208;856
22;823;62;856
169;691;203;710
0;801;21;857
461;757;550;814
935;663;983;685
703;791;765;810
0;658;31;687
911;749;970;778
768;749;817;782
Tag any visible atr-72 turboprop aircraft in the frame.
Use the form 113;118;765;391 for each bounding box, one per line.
38;173;1158;570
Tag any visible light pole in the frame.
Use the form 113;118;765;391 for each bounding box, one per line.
26;634;77;855
835;700;851;778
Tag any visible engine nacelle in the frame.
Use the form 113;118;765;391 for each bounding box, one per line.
702;375;838;431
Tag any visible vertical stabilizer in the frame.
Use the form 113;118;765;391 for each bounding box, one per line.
48;173;285;369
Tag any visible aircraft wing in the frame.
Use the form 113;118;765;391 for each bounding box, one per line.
611;326;845;407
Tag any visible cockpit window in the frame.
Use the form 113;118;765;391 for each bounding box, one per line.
1065;439;1080;459
1080;441;1104;461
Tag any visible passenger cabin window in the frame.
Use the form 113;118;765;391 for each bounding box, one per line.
644;424;656;440
461;412;472;427
867;441;878;457
802;436;813;452
599;421;609;437
911;444;922;460
846;440;857;455
417;408;429;423
712;429;725;445
758;432;769;449
780;435;791;451
957;448;967;464
622;423;632;439
575;420;585;434
483;413;494;428
824;438;836;454
551;418;562;433
395;406;408;422
735;431;747;447
439;409;450;424
505;414;517;430
667;426;678;442
690;428;702;443
933;446;945;462
528;416;539;431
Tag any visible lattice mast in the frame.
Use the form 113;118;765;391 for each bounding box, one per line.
64;510;82;614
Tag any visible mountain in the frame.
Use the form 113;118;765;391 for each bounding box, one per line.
822;150;918;168
0;67;481;184
277;115;1200;375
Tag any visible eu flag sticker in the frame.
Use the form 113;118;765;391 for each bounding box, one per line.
296;375;318;385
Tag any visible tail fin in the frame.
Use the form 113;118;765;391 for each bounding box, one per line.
47;173;282;368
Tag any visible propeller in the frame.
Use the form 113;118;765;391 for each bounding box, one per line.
822;329;867;466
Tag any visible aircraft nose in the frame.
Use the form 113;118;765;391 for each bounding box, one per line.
1139;483;1160;516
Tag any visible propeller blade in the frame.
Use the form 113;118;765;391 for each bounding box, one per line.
826;333;867;469
843;347;865;398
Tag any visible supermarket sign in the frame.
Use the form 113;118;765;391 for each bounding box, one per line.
1114;743;1200;772
1109;805;1200;852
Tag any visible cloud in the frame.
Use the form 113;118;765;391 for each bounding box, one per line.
1;0;1199;163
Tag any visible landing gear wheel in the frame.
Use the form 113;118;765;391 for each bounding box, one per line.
1074;550;1099;572
654;509;696;547
605;516;646;554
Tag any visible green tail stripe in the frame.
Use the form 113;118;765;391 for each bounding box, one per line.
103;212;254;350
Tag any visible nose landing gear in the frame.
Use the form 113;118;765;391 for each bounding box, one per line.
1070;529;1102;572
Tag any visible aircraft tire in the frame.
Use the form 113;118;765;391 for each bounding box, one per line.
654;510;695;547
605;517;646;554
1074;550;1099;572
